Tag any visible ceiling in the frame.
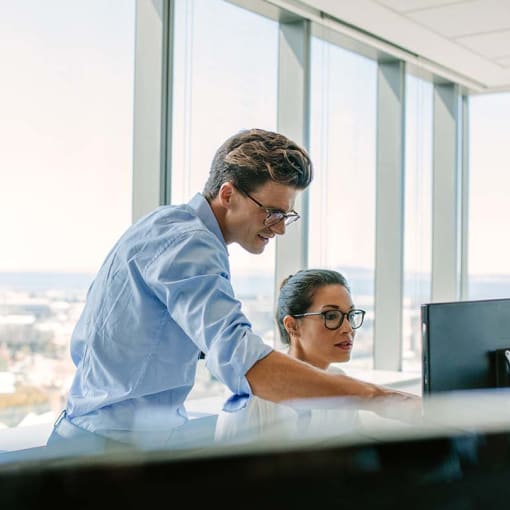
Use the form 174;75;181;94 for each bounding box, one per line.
300;0;510;94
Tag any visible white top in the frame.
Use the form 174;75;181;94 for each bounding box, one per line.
214;365;361;444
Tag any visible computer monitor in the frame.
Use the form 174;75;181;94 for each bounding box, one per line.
421;297;510;395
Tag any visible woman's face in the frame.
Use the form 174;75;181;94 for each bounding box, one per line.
287;284;356;370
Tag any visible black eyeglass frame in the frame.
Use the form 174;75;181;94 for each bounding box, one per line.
292;309;366;330
234;184;300;227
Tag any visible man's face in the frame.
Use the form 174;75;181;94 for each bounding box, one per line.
226;181;299;254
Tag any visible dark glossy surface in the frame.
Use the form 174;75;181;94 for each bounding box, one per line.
2;390;510;509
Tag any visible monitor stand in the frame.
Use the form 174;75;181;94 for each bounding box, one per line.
493;348;510;387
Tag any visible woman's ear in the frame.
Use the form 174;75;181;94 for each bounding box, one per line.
283;315;299;337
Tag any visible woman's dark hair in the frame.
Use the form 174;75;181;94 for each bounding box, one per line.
276;269;350;345
202;128;313;199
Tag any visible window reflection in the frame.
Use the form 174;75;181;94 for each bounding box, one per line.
402;74;432;372
171;0;278;399
468;93;510;299
0;0;134;431
308;35;376;368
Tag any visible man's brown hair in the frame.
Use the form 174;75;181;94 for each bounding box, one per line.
202;128;313;199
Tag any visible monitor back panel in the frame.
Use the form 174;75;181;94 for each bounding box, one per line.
421;298;510;395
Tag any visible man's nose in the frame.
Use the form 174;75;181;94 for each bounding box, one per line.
269;220;286;235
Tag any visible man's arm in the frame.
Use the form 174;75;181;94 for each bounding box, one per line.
247;350;382;401
246;350;421;422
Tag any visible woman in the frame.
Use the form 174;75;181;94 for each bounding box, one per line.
215;268;366;443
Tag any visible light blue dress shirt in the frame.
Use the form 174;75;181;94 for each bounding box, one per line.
66;193;273;445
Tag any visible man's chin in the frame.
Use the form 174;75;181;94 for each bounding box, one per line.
248;245;265;255
241;241;265;255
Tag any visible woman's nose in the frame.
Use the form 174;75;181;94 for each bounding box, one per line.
340;317;354;333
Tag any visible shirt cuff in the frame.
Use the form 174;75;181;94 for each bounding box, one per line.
222;392;251;412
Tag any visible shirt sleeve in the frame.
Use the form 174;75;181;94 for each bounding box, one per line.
144;228;273;396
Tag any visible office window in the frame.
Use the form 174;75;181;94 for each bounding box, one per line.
0;0;135;428
468;93;510;298
308;36;377;368
402;74;432;372
171;0;278;398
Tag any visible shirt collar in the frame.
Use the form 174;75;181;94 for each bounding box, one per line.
188;193;227;249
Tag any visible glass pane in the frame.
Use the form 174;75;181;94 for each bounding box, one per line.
308;36;376;369
0;0;135;431
171;0;278;398
468;93;510;298
402;74;432;372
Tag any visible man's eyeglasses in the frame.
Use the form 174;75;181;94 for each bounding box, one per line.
235;185;300;227
292;309;366;330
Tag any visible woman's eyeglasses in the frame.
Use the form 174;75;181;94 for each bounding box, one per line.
292;309;366;330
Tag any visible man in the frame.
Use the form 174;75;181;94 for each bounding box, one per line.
48;128;419;451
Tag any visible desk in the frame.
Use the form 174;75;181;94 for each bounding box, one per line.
342;366;422;393
3;392;510;510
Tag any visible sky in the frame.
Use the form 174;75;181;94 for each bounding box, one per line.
1;0;509;277
468;92;510;276
0;0;134;273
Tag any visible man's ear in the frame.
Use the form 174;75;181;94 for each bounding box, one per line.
218;181;235;208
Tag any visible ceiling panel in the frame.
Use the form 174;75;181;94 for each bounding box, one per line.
300;0;510;92
496;56;510;67
406;0;510;38
459;30;510;59
376;0;466;13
